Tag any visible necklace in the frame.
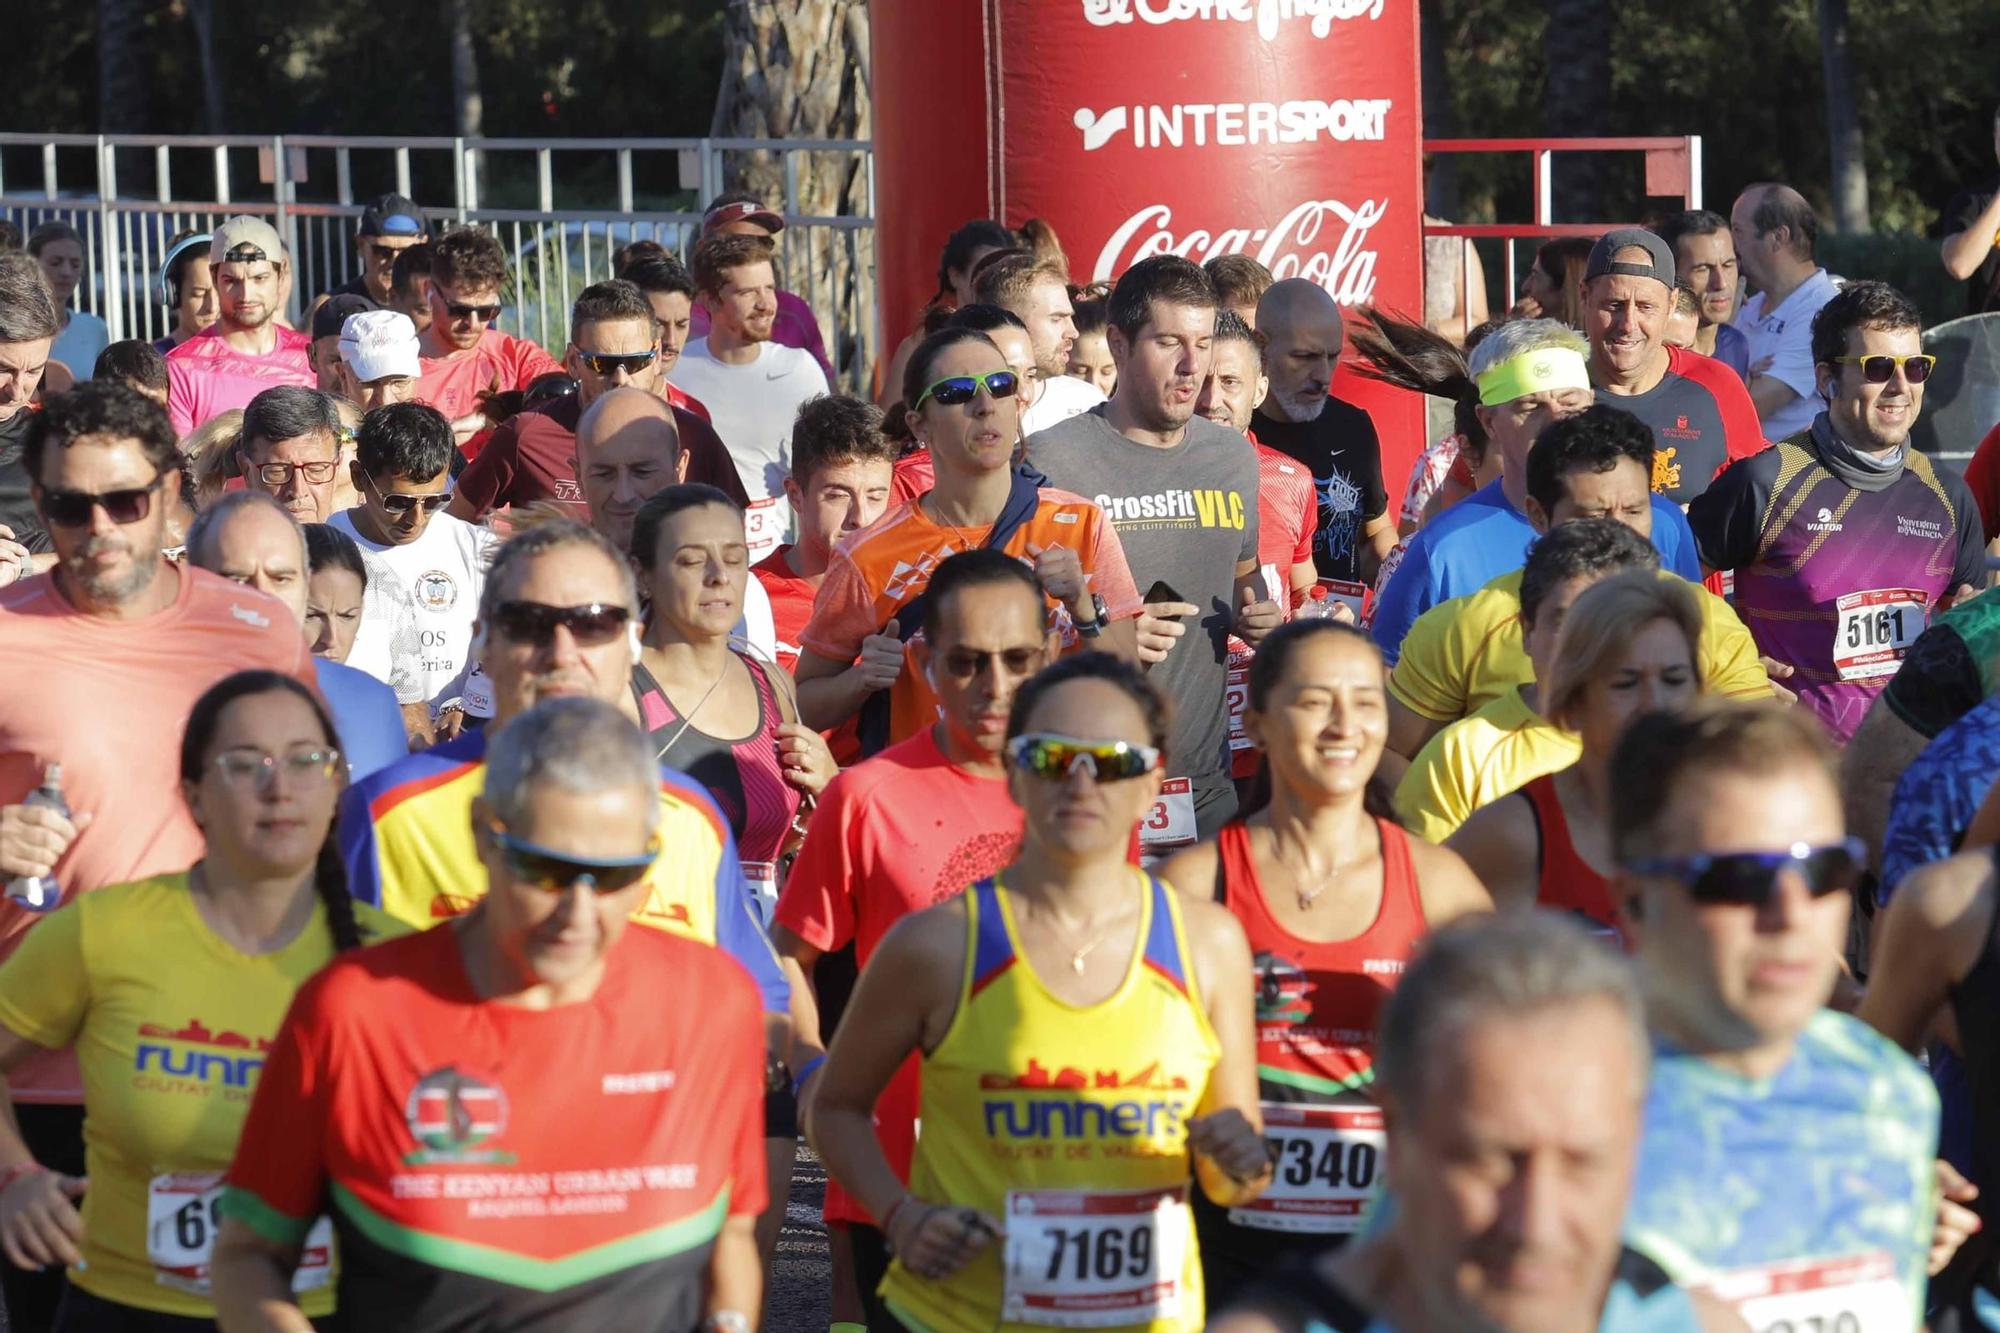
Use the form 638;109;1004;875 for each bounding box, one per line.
921;495;992;553
1274;843;1367;912
1003;876;1125;974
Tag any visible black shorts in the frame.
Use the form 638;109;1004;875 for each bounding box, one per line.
764;1084;798;1140
52;1284;218;1332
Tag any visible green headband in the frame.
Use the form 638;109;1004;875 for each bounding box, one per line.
1476;346;1591;406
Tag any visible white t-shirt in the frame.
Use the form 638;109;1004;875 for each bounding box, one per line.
668;339;830;505
1021;372;1107;437
1734;267;1841;442
330;509;496;713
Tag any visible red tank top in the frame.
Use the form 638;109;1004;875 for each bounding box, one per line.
1216;818;1427;1103
1523;773;1622;940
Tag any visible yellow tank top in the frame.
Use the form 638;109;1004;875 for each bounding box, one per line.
882;872;1222;1333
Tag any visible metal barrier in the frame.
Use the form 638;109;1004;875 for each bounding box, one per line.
1421;136;1705;312
0;133;876;394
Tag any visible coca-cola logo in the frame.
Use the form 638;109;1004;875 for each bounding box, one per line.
1080;0;1385;40
1092;198;1387;305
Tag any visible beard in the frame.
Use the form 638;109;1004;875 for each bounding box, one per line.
64;535;161;607
1270;385;1328;423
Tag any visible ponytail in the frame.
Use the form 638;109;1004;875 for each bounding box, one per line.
1345;306;1488;455
313;831;364;951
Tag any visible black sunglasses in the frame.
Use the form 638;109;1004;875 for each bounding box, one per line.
362;472;450;516
39;477;162;528
575;348;658;376
488;826;657;894
436;289;502;321
1624;837;1866;908
489;600;631;648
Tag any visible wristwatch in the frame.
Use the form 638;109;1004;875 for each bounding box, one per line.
1076;593;1109;639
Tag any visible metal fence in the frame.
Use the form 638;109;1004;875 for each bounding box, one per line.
0;133;877;394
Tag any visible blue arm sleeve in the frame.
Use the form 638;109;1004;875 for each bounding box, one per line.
1650;498;1703;581
710;827;791;1015
335;783;383;909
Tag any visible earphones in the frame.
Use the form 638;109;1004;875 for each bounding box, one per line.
156;233;212;309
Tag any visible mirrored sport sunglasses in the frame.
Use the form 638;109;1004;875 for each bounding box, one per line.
914;369;1020;409
1833;354;1936;384
575;348;658;376
1622;836;1866;908
39;476;163;527
488;600;631;648
1007;732;1163;784
488;825;657;894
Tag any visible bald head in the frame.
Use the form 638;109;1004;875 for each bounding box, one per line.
1256;279;1345;424
575;386;685;553
1731;183;1818;286
187;491;310;627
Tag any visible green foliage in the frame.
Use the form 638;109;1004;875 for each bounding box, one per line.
1819;232;1966;325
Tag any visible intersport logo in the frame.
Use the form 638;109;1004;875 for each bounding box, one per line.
1093;197;1387;305
1073;99;1391;152
1080;0;1385;40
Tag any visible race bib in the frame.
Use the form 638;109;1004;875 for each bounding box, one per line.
1140;777;1197;854
1228;1103;1385;1234
1832;588;1926;682
1003;1185;1190;1328
1701;1251;1913;1333
744;496;786;565
148;1172;333;1296
1225;651;1254;754
743;860;779;928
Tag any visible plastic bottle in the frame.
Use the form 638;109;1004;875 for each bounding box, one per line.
5;764;68;913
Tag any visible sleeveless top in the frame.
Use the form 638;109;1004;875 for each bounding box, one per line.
882;873;1221;1333
1522;773;1622;941
1195;819;1425;1280
1944;850;2000;1316
631;654;799;868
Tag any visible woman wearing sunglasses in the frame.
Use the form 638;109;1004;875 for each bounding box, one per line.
1449;571;1706;942
812;653;1270;1333
1156;621;1490;1305
0;671;401;1330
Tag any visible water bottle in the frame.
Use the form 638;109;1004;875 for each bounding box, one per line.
6;765;68;913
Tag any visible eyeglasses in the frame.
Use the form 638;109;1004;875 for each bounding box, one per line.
574;348;658;376
253;460;338;487
938;646;1046;680
362;471;451;516
437;290;502;322
1832;354;1936;384
1007;732;1163;784
488;600;631;648
488;825;658;894
39;477;162;527
1622;837;1867;908
212;748;343;787
914;370;1020;410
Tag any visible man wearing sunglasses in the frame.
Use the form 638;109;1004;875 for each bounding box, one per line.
0;382;316;1330
1610;701;1941;1330
315;191;428;308
240;384;346;525
330;401;494;742
164;216;316;439
413;226;560;443
449;280;749;527
1688;281;1985;743
216;698;770;1333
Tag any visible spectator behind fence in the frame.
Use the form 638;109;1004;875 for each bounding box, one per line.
318;192;428;308
152;230;215;355
0;252;63;555
28;221;109;382
1730;183;1841;442
1940;104;2000;315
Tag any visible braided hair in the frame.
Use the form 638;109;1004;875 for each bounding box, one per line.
180;670;364;951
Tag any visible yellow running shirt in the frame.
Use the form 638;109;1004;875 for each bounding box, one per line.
882;873;1221;1333
1390;568;1769;724
0;874;403;1318
1394;687;1581;843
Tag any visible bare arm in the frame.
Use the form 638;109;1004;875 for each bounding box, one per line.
1746;374;1799;419
211;1218;313;1333
1942;194;2000;280
1842;696;1933;873
1359;513;1397;585
770;926;829;1123
1386;694;1446;761
1857;854;1994;1054
0;1026;85;1272
1404;837;1495;923
795;637;906;732
1157;842;1222;907
1182;899;1272;1209
1444;795;1540;916
705;1213;763;1325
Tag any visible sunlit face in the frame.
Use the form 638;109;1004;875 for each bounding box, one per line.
1673;230;1739;328
339;366;419;413
480;545;637;722
1261;305;1343;423
567;317;662;408
1108;301;1215;435
203;503;308;624
358;233;422;302
1819;323;1925;452
1584;272;1669;380
787;458;894;565
244;431;339;525
35;239;84;304
643;501;748;640
353;464;449;547
1728;192;1776;291
174;256;217;339
0;337;52;421
429;277;503;353
1244;630;1388;805
1476;386;1595;474
914;582;1055;760
305;564;365;662
1533;457;1653;539
1007;677;1164;861
984;324;1043;417
1067;330;1117;397
1663;303;1699;350
1626;762;1849;1057
643;290;694;374
475;782;657;991
575;407;682;555
1195;336;1268;434
35;436;168;609
310;335;344;393
1017;277;1078;378
184;689;344;880
395;275;433;335
1557;615;1699;757
215;260;282;332
907;341;1018;477
706;260;778;345
1389;1001;1642;1333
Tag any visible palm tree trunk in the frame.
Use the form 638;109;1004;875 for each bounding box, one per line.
1541;0;1611;221
1818;0;1872;233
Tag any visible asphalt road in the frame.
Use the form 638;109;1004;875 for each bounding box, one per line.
769;1145;835;1332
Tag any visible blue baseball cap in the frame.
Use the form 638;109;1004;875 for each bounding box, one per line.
359;193;426;239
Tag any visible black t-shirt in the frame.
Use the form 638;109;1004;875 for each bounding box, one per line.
0;409;50;555
1597;368;1730;504
1249;395;1387;585
1944;177;2000;315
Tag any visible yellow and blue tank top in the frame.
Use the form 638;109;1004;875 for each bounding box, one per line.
883;872;1221;1333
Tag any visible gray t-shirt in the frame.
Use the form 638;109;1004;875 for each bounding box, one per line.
1026;407;1259;787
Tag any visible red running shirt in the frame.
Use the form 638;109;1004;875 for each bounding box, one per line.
1521;773;1623;941
1227;442;1320;778
752;546;860;764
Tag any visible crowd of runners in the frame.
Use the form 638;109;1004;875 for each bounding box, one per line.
0;172;1994;1333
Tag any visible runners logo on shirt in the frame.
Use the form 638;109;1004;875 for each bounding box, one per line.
403;1067;517;1165
134;1018;273;1092
415;570;458;612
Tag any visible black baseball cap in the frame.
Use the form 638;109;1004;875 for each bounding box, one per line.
1585;228;1675;288
358;194;426;239
313;293;378;341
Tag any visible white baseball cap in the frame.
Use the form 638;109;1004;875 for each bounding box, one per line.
339;309;421;382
